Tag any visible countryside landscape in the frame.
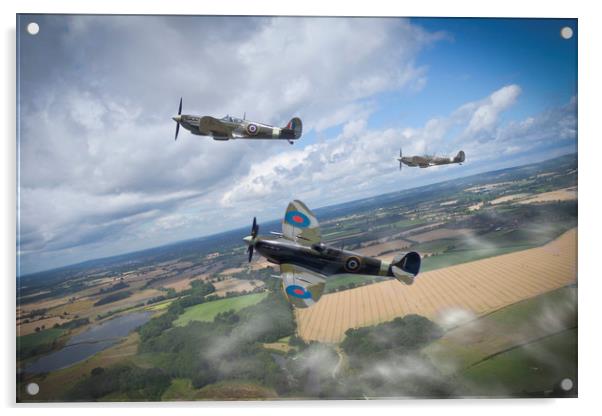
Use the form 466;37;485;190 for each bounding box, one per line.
17;153;577;401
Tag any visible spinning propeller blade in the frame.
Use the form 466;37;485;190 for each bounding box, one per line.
174;97;182;141
247;217;259;262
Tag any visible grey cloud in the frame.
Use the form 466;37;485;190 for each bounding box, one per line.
218;88;576;248
18;16;576;275
19;15;443;273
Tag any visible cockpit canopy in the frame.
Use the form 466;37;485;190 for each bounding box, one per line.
311;242;326;252
311;243;340;257
221;115;243;123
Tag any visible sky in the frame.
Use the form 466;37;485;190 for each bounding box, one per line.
16;16;577;275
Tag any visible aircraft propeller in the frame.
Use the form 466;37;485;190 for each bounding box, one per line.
247;217;259;262
399;148;403;170
173;97;183;141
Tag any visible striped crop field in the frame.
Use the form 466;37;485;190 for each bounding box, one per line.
295;228;577;343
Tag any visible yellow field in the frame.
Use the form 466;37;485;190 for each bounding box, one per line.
18;316;66;336
519;187;577;204
161;276;194;292
296;229;577;343
468;202;483;211
490;193;530;205
213;278;265;296
439;199;458;206
249;258;277;271
18;295;73;313
219;267;246;276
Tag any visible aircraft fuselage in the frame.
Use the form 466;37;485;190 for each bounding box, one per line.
175;114;299;141
254;236;393;278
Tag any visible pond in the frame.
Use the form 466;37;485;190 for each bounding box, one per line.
23;311;152;374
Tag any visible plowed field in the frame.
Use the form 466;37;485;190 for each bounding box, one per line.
296;229;577;343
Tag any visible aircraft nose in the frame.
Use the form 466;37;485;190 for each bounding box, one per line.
243;236;252;245
172;115;182;122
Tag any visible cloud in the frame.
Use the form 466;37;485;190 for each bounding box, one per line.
463;84;522;139
496;96;577;146
219;86;575;214
436;308;478;330
18;16;447;273
204;314;273;363
17;15;576;274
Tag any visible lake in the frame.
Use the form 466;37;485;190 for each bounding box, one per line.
23;311;152;374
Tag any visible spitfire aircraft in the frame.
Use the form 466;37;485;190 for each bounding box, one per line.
243;200;421;308
172;98;302;144
398;148;466;169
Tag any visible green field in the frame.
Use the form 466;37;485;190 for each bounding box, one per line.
144;299;173;311
409;238;458;253
18;328;66;350
392;218;428;229
462;328;577;396
195;380;277;400
161;378;198;401
325;274;377;292
173;292;268;326
483;285;577;327
419;223;576;272
420;246;534;272
423;286;577;375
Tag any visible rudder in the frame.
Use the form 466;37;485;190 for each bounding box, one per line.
285;117;303;140
391;252;421;285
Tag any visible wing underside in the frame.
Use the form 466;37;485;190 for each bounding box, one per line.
282;200;321;246
280;263;326;308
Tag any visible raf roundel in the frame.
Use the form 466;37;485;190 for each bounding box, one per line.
285;210;311;228
286;284;312;299
246;123;258;135
345;256;361;272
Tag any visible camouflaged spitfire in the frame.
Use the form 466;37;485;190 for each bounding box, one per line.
172;98;302;144
243;200;421;308
398;148;466;169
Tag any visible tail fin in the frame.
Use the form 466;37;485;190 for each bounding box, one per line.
391;252;421;285
454;150;465;163
285;117;303;140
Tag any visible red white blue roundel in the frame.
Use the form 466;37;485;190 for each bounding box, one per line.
285;210;310;228
286;284;312;299
246;123;258;135
345;256;361;272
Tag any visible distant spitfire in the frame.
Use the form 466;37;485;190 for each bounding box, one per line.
172;98;302;144
398;148;466;170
